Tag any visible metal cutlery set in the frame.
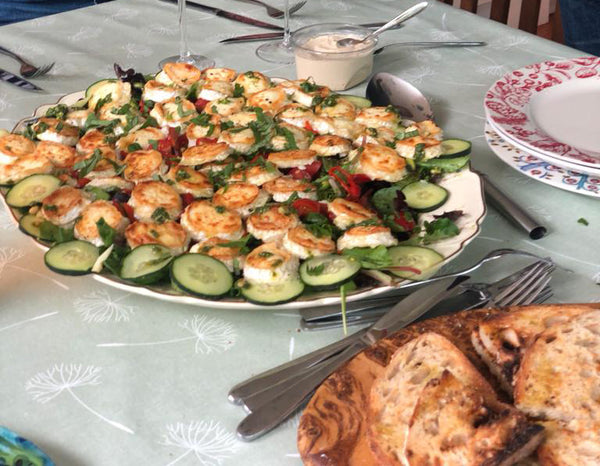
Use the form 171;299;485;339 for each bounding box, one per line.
229;250;555;440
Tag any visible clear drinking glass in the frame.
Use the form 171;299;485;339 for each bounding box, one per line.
159;0;215;69
256;0;294;64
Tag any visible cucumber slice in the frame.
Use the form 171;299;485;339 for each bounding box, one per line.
387;246;444;280
5;174;61;208
120;244;174;285
85;79;119;110
440;138;472;158
44;240;99;276
170;254;233;298
417;155;470;173
342;95;372;108
402;181;448;212
299;255;361;290
19;214;53;241
238;279;305;305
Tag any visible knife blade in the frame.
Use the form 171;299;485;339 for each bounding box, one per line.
236;276;467;440
159;0;283;30
219;22;393;43
0;68;43;92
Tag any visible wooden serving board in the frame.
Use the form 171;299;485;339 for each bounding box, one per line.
297;304;600;465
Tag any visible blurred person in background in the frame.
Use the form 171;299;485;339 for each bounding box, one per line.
0;0;112;26
558;0;600;56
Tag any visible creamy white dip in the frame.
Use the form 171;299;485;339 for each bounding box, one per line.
294;33;375;91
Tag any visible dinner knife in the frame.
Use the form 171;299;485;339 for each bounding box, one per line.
0;68;43;91
236;275;468;440
159;0;283;30
219;23;395;43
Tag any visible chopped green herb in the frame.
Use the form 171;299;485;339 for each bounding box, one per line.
306;263;325;276
94;93;113;111
43;204;58;212
128;143;143;152
191;113;211;127
96;217;116;246
175;169;191;182
299;79;320;93
45;104;69;120
151;207;170;224
258;251;274;258
84;186;110;200
342;246;392;269
215;205;226;214
73;148;103;178
578;217;589;226
233;83;245;97
276;126;298;150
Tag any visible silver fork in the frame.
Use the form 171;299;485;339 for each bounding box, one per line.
233;0;307;18
229;260;555;407
0;46;54;78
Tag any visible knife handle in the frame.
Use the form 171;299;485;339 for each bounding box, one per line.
237;341;366;441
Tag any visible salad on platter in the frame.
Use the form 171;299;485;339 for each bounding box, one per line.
0;63;477;306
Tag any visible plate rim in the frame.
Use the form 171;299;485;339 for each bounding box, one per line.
5;90;487;311
484;56;600;169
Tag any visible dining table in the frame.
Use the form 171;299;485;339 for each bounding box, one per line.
0;0;598;464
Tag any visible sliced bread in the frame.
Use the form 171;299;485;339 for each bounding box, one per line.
368;332;509;465
405;370;543;466
471;304;595;393
537;420;600;466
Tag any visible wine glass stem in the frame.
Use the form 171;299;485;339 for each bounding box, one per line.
179;0;191;60
282;0;291;47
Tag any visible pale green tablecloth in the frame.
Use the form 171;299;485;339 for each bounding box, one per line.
0;1;598;464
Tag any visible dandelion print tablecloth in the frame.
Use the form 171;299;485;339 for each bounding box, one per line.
0;1;599;464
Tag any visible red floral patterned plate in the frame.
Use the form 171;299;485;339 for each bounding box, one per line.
484;57;600;169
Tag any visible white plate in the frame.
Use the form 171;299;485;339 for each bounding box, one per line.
485;121;600;198
5;91;486;310
487;118;600;177
484;57;600;169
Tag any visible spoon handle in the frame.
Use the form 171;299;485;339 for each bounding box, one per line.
374;41;486;54
365;1;429;40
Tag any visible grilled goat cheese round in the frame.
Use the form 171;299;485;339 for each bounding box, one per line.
315;98;357;120
65;109;92;128
276;103;315;129
205;97;245;117
34;118;79;146
247;88;288;114
246;205;299;242
352;127;396;147
83;146;121;179
185;117;221;144
267;149;317;169
218;127;256;154
243;242;299;284
228;163;281;186
262;176;316;202
165;165;213;198
283;226;335;259
116;127;166;153
355;143;406;182
180;141;231;166
76;129;112;155
212;182;269;217
125;220;189;254
203;67;237;82
395;136;443;160
0;134;35;164
33;142;76;169
328;198;377;230
143;79;185;103
355;106;399;129
337;225;398;250
161;62;202;87
123;149;166;182
86;176;134;192
74;200;129;247
233;71;270;97
225;111;257;128
270;123;311;151
88;81;131;111
309;135;352;157
150;98;197;128
128;181;182;222
0;153;53;184
41;186;91;226
190;237;245;272
198;80;233;101
180;200;243;242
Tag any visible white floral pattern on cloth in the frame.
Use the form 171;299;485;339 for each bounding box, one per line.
97;314;237;354
160;420;240;466
25;364;134;434
0;206;17;230
74;290;137;323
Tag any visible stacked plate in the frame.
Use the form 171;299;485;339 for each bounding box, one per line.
484;57;600;198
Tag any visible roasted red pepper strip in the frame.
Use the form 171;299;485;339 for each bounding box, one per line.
181;193;195;207
292;199;328;217
194;98;210;112
289;160;322;181
113;201;136;223
303;121;318;135
394;211;416;232
76;177;91;188
328;166;361;200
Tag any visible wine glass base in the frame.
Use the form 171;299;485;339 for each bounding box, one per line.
159;54;215;70
256;41;294;64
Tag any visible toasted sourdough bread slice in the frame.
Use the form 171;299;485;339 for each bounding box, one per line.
536;420;600;465
514;309;600;423
471;304;596;393
405;370;543;466
367;332;542;466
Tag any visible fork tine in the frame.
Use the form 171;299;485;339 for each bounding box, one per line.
30;62;54;78
288;0;307;14
495;263;554;307
532;286;553;304
517;276;553;306
492;261;553;306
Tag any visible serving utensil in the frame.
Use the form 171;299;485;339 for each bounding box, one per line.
0;68;43;92
366;72;548;239
232;0;306;19
373;40;486;54
0;46;54;78
336;1;428;48
230;259;554;411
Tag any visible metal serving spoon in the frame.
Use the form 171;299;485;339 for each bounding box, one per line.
337;1;428;48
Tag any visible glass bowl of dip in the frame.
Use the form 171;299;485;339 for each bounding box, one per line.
291;23;377;91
